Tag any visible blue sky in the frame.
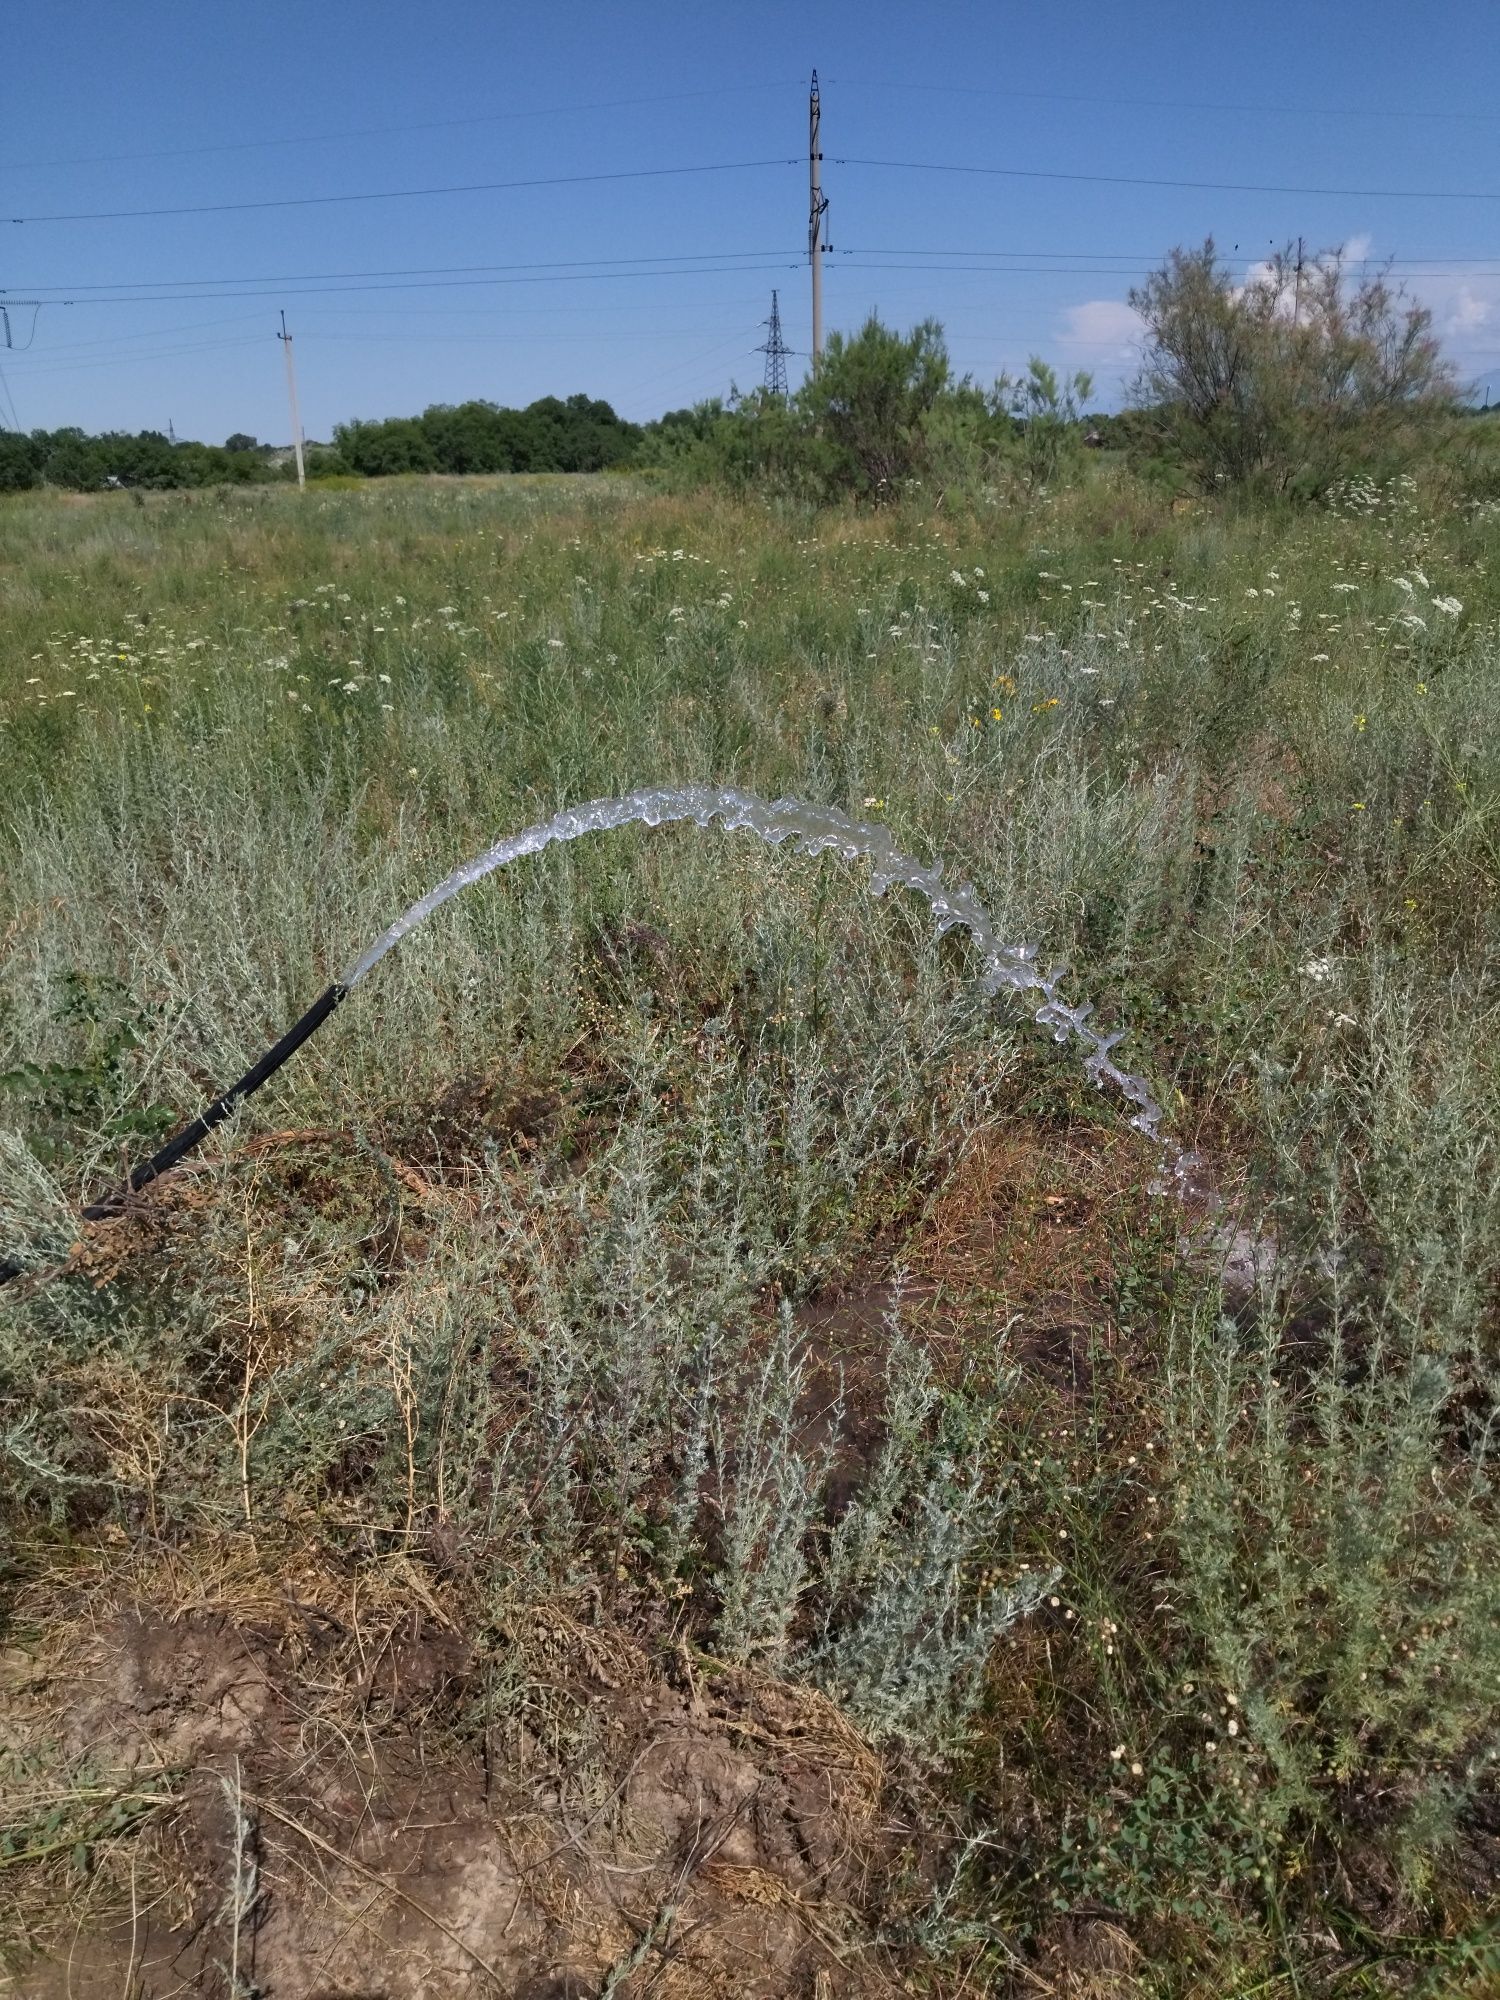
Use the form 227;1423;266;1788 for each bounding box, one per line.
4;0;1498;443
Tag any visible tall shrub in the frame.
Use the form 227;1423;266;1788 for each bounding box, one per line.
1130;239;1455;496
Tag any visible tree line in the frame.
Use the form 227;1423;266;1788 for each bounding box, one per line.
333;392;642;476
0;426;290;493
2;241;1486;505
0;392;645;493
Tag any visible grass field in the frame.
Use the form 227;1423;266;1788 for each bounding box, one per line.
1;469;1497;1996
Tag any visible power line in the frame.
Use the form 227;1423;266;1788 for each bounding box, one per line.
5;310;771;374
1;81;808;173
9;74;1494;187
294;325;752;348
5;315;754;357
289;299;783;321
10;252;1493;355
7;250;802;296
8;337;270;379
9;75;1492;184
11;242;1496;300
840;155;1500;203
845;246;1500;268
2;313;269;354
1;263;805;309
17;150;1494;236
7;328;765;375
9;255;1493;325
837;259;1500;279
610;327;760;406
838;75;1500;125
6;158;798;226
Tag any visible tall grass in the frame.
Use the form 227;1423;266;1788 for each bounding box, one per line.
1;470;1496;1987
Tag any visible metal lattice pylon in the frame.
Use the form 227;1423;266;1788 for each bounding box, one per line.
757;289;791;397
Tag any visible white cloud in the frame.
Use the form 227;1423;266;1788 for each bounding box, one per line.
1053;299;1146;399
1236;256;1279;304
1058;299;1143;353
1343;232;1374;265
1448;286;1491;335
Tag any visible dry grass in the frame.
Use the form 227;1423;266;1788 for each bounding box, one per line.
2;468;1498;1993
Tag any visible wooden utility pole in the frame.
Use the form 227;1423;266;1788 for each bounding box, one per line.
809;71;828;370
277;310;306;490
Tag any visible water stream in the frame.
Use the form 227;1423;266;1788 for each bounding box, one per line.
340;785;1215;1206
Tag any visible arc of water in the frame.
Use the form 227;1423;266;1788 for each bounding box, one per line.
341;785;1212;1204
0;783;1214;1288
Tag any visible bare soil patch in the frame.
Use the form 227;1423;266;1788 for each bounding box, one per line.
3;1577;908;1999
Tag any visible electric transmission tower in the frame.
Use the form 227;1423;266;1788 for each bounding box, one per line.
757;289;791;397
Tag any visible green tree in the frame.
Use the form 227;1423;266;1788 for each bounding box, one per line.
333;418;437;477
1129;239;1455;496
419;402;499;474
41;429;102;491
0;431;40;491
797;315;951;502
522;393;641;472
992;357;1095;492
97;431;180;489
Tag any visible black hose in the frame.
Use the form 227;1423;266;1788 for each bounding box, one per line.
0;982;347;1289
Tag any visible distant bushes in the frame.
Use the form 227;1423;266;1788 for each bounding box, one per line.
0;392;645;495
646;317;1097;508
0;426;295;494
334;392;643;477
649;239;1477;510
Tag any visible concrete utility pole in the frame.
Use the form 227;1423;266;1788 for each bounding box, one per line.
1293;236;1305;327
278;310;306;490
809;71;829;370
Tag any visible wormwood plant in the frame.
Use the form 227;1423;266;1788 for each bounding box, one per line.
1;474;1497;1988
1159;952;1500;1902
810;1328;1053;1748
0;921;1038;1748
714;1308;830;1661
